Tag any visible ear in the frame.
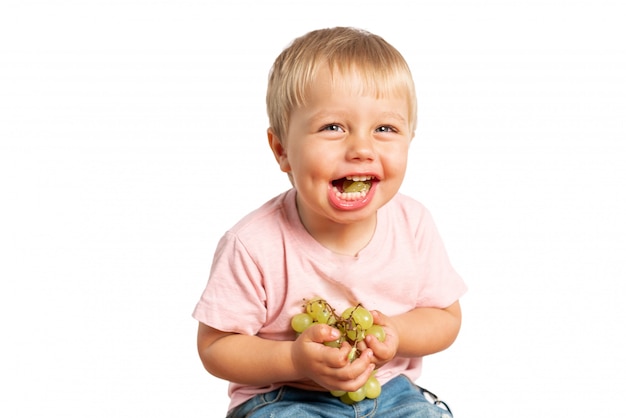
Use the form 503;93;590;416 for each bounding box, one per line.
267;128;291;173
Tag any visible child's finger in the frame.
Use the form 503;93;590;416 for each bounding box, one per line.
371;310;387;325
334;354;375;391
303;323;341;344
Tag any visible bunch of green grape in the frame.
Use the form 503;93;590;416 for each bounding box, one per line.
290;297;386;403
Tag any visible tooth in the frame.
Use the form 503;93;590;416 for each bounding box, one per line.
343;175;375;182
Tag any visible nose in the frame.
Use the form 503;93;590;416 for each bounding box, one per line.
346;131;375;161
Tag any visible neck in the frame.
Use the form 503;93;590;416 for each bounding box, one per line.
297;208;377;257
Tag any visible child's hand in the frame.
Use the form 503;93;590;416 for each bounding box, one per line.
362;310;399;368
291;323;375;392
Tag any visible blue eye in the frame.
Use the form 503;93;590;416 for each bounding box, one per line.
322;124;342;132
376;125;397;133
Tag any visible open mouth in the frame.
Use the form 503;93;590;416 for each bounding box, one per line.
331;175;376;201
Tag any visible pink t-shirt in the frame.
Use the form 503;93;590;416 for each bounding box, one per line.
193;188;467;410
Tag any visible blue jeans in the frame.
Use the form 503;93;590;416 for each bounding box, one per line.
225;375;453;418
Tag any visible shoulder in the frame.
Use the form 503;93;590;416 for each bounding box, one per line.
225;188;296;240
380;193;442;244
385;193;432;223
389;192;427;211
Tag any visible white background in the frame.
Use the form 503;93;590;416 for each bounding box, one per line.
1;0;624;416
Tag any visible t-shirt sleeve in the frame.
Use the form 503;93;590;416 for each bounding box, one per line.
192;231;267;335
413;207;467;308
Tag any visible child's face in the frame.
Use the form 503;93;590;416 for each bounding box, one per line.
270;68;413;230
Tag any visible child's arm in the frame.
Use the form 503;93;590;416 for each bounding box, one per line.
364;300;462;365
197;322;375;392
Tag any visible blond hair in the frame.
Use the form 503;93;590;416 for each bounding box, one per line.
266;27;417;142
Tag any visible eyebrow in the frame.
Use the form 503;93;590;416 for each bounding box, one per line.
308;110;408;124
378;111;408;124
308;110;347;122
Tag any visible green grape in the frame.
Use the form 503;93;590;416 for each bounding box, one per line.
347;346;358;362
339;392;355;405
363;375;381;399
347;386;366;402
341;306;355;320
341;316;365;342
306;298;333;323
342;180;370;193
341;305;372;342
324;335;345;348
365;324;386;342
305;298;318;313
292;298;383;404
291;312;313;333
350;306;374;330
313;308;333;324
345;325;365;343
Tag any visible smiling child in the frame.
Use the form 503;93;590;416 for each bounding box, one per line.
193;26;467;418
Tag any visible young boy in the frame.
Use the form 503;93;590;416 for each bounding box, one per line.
193;27;467;418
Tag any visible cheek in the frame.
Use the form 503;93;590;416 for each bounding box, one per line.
384;145;410;174
292;148;332;176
